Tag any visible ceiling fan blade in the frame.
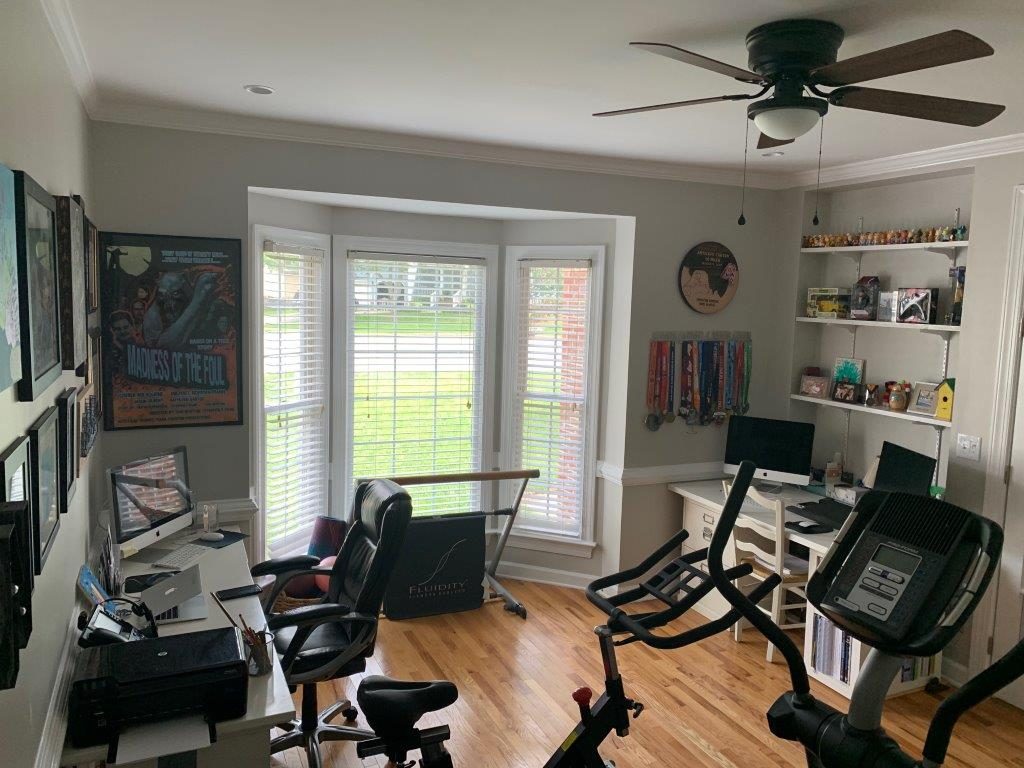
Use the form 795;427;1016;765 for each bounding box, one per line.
828;86;1005;127
593;95;746;117
812;30;994;87
631;42;764;84
757;133;794;150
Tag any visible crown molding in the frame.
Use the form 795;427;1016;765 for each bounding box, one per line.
787;132;1024;190
38;0;98;113
89;100;786;189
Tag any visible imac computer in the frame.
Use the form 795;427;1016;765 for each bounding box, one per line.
724;415;815;488
109;447;193;557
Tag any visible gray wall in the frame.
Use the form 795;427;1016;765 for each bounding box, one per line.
91;121;792;581
0;2;97;766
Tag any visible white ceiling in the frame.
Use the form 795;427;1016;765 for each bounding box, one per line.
65;0;1023;177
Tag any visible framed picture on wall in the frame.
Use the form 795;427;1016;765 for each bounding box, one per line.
27;407;60;575
56;387;78;512
100;232;243;430
56;196;87;370
13;171;62;401
0;163;22;397
85;217;100;314
0;436;34;588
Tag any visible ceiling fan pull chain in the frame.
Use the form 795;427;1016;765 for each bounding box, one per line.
812;117;825;226
738;118;749;226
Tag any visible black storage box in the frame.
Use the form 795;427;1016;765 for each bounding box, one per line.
384;514;485;619
69;626;248;747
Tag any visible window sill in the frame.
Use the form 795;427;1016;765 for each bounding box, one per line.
491;530;598;559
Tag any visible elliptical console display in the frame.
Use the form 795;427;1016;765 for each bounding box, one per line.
809;491;1001;656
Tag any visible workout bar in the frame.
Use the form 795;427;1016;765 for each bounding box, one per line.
359;469;540;486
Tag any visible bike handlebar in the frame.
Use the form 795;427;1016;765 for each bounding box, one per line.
706;460;811;696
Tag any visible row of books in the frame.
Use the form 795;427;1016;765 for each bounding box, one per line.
812;611;940;688
811;612;853;684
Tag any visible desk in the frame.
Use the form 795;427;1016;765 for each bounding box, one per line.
61;535;295;767
667;480;838;620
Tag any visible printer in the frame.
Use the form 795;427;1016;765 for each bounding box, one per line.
69;627;249;748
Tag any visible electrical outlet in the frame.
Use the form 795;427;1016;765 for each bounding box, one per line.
956;433;982;462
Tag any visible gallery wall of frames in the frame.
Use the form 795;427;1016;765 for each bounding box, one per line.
0;162;100;690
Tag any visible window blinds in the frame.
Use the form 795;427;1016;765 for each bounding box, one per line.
347;253;486;516
510;260;593;538
262;240;329;558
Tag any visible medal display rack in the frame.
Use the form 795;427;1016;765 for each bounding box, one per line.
645;331;752;431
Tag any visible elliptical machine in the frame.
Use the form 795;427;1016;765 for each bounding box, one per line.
708;460;1024;768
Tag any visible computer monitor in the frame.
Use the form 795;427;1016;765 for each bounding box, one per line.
109;447;193;556
724;415;815;486
872;441;935;496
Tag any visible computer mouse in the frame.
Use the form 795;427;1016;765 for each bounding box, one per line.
199;531;224;542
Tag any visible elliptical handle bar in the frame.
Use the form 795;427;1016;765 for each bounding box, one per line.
706;461;811;696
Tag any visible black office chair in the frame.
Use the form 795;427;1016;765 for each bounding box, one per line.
250;479;412;768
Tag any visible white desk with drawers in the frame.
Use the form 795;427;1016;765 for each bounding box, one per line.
668;479;839;620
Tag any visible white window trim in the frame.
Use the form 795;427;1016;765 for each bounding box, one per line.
501;245;605;551
250;225;332;559
332;235;499;518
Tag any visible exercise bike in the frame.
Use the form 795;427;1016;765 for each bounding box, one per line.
355;515;782;767
706;460;1024;768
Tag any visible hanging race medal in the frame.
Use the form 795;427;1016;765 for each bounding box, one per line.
663;341;676;422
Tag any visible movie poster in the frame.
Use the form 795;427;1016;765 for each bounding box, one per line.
100;232;242;430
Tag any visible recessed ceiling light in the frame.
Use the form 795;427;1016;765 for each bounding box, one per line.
243;84;275;95
761;150;786;157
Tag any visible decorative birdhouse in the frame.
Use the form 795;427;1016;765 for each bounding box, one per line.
935;378;955;421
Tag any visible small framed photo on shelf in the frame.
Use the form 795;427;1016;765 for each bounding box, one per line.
907;382;940;417
833;357;865;384
799;375;831;399
832;381;862;404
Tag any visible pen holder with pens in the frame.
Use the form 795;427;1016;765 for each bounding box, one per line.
245;630;274;676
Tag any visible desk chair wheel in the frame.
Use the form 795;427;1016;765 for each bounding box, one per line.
341;705;358;721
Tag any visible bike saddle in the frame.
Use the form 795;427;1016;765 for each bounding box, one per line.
357;676;459;738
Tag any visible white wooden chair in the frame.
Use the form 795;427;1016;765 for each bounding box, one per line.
722;480;809;663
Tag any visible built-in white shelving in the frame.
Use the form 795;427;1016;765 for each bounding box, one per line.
790;394;952;429
795;317;961;335
800;241;968;255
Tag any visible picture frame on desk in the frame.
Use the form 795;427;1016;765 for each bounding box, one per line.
13;171;62;402
27;406;60;575
0;437;34;592
57;387;78;511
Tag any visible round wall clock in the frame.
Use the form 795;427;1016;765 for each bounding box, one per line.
678;241;739;314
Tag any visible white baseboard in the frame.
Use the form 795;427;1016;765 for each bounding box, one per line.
942;657;969;688
34;607;84;768
495;561;596;590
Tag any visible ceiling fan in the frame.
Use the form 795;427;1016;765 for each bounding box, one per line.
595;20;1005;149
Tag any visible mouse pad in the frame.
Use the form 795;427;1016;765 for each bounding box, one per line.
193;528;247;549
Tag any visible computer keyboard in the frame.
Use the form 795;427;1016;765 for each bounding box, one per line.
152;542;210;570
154;606;180;622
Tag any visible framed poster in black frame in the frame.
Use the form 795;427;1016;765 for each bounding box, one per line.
100;232;243;430
56;387;78;512
56;196;87;371
13;172;62;401
0;436;34;589
0;501;33;649
27;407;60;575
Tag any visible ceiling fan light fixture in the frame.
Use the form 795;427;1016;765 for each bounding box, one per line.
752;106;820;140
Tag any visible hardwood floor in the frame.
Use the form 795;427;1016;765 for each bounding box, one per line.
274;580;1024;768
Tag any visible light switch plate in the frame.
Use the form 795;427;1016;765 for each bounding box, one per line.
956;433;981;462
